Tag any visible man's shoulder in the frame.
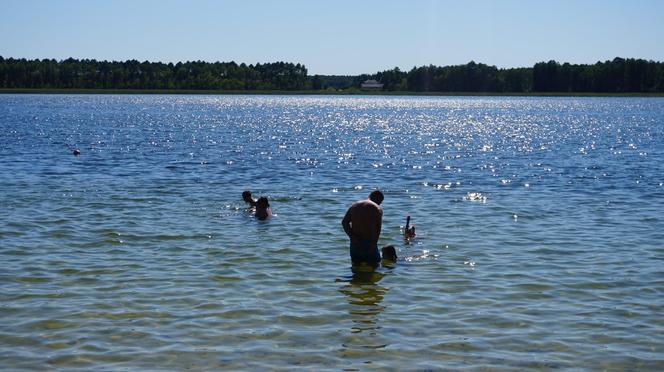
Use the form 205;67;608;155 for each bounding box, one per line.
352;199;380;210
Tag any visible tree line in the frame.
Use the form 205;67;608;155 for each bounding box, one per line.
0;57;308;90
1;56;663;93
531;58;664;92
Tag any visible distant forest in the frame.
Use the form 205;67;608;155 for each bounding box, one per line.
1;56;663;93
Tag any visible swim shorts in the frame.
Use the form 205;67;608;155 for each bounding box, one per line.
350;239;381;265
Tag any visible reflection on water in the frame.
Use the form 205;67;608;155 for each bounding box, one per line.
338;270;389;357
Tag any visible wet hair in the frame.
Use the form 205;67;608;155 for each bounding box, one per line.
256;197;269;208
242;190;252;199
369;190;384;205
382;245;397;261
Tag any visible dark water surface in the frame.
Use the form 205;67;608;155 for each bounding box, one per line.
1;94;663;370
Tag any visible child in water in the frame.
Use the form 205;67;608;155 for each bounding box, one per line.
242;190;257;207
381;245;398;262
404;215;416;239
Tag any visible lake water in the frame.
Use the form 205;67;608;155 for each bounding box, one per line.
1;94;663;370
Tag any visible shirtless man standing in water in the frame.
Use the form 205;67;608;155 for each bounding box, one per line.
341;190;384;267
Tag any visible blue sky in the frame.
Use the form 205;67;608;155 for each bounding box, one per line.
1;0;663;75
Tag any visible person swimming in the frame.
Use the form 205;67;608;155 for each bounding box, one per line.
65;143;80;156
242;190;257;207
404;215;416;239
255;196;272;220
381;245;398;262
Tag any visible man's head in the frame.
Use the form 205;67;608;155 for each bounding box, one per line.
382;245;397;261
369;190;384;205
256;196;270;208
242;190;253;203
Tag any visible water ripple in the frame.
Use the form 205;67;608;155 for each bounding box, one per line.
1;95;663;370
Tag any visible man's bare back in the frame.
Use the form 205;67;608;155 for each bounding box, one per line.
341;190;384;265
342;199;382;244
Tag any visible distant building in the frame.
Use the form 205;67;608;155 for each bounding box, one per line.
361;79;383;90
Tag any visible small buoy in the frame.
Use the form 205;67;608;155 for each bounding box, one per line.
73;149;81;156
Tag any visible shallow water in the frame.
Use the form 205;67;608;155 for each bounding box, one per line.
1;94;663;370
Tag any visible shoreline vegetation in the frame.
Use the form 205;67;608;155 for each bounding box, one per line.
2;88;663;97
2;56;664;95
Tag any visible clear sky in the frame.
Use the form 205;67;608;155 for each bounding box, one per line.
1;0;663;75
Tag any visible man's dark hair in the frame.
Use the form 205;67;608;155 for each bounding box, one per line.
257;197;270;208
382;245;397;261
369;190;384;205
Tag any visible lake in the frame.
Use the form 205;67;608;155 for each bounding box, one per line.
1;94;663;370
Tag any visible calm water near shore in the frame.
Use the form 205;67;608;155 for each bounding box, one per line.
1;94;663;370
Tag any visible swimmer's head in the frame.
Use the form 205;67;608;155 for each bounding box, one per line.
256;196;269;208
242;190;254;203
369;190;384;205
382;245;397;262
405;225;416;238
73;149;81;156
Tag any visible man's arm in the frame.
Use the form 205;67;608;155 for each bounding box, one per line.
341;207;355;241
374;208;383;241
